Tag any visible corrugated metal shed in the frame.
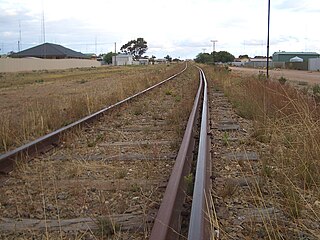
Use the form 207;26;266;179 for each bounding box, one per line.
273;52;320;62
112;54;133;66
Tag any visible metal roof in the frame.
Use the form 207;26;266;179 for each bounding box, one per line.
116;54;133;57
273;52;319;55
11;43;89;59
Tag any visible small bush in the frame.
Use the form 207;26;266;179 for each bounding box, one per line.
175;95;181;102
312;84;320;95
96;217;119;237
165;89;172;95
278;76;287;85
77;79;87;84
222;132;229;146
258;71;267;80
184;173;194;196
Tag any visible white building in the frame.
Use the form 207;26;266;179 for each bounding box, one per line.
138;58;149;65
112;54;133;66
155;59;167;64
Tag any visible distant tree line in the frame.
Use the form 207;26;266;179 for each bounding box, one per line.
194;51;235;63
101;37;182;64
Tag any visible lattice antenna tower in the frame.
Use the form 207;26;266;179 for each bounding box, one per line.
41;0;46;43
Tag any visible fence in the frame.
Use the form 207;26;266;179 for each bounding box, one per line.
0;58;101;72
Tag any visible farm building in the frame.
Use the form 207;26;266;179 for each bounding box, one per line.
112;54;133;66
155;59;168;64
11;43;90;59
309;58;320;71
137;58;149;65
272;52;320;63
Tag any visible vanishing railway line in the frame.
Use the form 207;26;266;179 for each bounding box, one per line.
0;64;212;239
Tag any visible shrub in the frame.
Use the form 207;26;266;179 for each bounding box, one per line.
278;76;287;85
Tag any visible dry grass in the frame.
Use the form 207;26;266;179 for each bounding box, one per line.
203;64;320;238
0;64;185;153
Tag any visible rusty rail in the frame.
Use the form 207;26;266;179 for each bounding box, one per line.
0;64;187;174
188;68;211;239
150;67;211;239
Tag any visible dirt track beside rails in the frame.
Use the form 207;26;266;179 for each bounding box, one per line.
230;67;320;85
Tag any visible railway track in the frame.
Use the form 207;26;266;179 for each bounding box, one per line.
4;63;317;239
0;64;213;239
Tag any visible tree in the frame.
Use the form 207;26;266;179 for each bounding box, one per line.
149;55;156;64
164;55;172;62
103;52;116;64
120;38;148;60
194;53;212;63
239;54;249;59
195;51;235;63
214;51;235;63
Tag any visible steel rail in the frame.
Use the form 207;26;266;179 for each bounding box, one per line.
0;64;187;174
188;68;211;239
150;67;204;239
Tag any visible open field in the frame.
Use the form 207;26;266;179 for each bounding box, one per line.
230;67;320;85
0;64;185;153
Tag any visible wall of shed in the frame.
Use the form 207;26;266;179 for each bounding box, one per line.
273;53;320;63
0;58;101;72
285;62;308;70
112;56;133;66
309;58;320;71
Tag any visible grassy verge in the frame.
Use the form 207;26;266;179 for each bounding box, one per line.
203;64;320;238
0;64;185;153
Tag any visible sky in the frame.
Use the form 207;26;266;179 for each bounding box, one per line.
0;0;320;59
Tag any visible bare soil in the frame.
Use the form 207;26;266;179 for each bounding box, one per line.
230;67;320;85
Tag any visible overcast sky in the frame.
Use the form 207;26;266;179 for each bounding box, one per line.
1;0;319;59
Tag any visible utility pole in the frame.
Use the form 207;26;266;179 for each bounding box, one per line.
114;42;117;66
95;36;97;54
267;0;271;79
211;40;218;63
18;20;21;52
202;48;206;53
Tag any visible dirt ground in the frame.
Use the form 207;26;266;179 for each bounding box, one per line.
230;67;320;85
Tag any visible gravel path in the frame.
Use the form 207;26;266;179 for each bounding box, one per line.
230;67;320;84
